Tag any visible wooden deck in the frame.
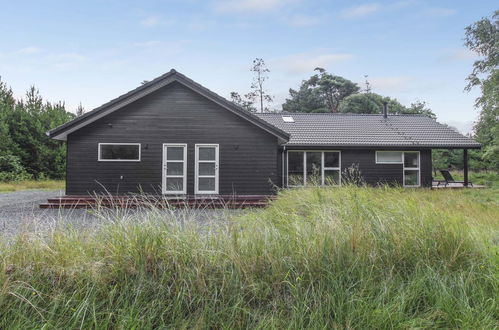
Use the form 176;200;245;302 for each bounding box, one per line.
40;195;275;209
431;182;486;189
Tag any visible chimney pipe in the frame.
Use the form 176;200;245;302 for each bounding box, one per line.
382;101;388;119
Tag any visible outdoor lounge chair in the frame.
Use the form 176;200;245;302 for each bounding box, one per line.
437;169;473;187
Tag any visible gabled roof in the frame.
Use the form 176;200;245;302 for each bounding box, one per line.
47;69;290;142
256;113;481;149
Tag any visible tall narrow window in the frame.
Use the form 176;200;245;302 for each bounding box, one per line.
306;152;322;185
288;151;304;186
403;152;420;187
323;151;341;185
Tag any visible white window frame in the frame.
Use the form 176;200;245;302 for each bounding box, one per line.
98;143;141;162
402;151;420;187
322;151;342;186
375;150;421;187
195;144;219;195
375;151;403;164
286;150;341;187
162;143;187;195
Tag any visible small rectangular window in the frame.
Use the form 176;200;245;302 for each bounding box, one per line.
376;151;403;164
306;152;322;185
98;143;141;161
282;116;295;123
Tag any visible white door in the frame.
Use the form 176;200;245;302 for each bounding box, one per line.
195;144;219;194
162;144;187;194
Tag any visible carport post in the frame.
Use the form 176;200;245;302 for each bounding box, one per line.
463;149;469;187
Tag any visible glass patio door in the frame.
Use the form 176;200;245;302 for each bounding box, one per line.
162;144;187;194
195;144;219;194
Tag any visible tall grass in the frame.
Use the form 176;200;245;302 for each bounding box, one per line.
0;180;65;193
0;186;497;328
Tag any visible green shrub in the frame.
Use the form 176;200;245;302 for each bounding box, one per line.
0;186;497;328
0;155;32;182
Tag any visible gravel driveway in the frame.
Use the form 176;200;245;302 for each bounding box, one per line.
0;190;239;239
0;189;99;238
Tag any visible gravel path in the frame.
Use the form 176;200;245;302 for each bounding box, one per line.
0;190;239;239
0;189;99;238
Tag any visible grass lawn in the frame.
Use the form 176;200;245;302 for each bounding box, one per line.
0;185;497;328
0;180;65;193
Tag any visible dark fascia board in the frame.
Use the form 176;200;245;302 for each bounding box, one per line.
47;69;290;143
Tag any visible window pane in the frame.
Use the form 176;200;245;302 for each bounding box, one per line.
324;152;339;168
166;178;183;191
166;162;183;175
288;152;304;186
377;151;402;163
306;152;322;185
324;170;340;185
404;152;419;168
199;147;216;161
404;170;419;186
100;144;139;160
199;178;215;191
199;162;215;176
167;147;184;160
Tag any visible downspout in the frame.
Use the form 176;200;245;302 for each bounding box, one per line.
463;149;469;187
282;145;286;188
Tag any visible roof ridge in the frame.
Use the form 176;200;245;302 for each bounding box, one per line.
257;112;429;117
383;121;419;146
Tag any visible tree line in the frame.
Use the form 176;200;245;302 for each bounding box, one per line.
0;80;75;181
230;61;436;117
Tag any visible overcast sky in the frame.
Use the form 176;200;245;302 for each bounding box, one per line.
0;0;496;133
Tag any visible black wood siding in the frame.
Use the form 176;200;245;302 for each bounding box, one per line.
66;82;279;195
342;149;432;187
283;148;432;188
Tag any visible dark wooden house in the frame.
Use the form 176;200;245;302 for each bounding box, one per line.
47;70;480;197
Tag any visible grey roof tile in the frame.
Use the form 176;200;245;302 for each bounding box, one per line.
256;113;480;148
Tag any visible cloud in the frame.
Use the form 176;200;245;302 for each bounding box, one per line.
277;52;355;74
213;0;297;13
132;40;163;48
285;14;323;27
439;48;478;62
140;16;174;27
15;46;43;55
48;52;88;69
424;8;455;17
188;18;216;31
129;40;190;57
340;3;380;19
390;0;419;9
369;76;412;93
